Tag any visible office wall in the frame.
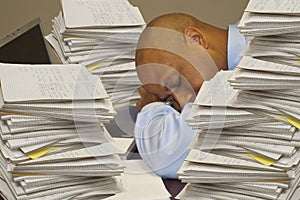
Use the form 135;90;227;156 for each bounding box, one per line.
0;0;62;63
129;0;249;28
0;0;249;62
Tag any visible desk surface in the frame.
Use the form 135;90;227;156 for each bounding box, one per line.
127;150;185;199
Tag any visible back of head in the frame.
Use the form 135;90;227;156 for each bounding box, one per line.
135;13;221;76
136;13;211;50
136;12;229;71
147;13;200;32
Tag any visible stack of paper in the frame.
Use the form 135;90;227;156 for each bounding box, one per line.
229;57;300;123
178;71;300;200
47;0;145;68
46;0;144;107
238;0;300;67
0;63;125;200
92;62;141;108
177;0;300;199
234;0;300;122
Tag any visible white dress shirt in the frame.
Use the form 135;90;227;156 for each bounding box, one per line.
134;22;247;179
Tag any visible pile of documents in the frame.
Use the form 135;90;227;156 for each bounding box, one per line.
0;63;125;199
47;0;145;68
46;0;145;107
238;0;300;67
178;0;300;199
92;62;141;108
178;70;300;200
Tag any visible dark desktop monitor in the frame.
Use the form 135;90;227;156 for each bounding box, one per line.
0;18;51;64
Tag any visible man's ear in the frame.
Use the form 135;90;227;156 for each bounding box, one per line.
184;27;208;49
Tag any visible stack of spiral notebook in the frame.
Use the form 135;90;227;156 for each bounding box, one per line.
0;63;124;200
178;0;300;199
93;62;141;108
46;0;145;68
46;0;144;108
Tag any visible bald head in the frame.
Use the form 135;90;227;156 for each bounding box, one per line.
147;13;203;32
137;14;212;49
136;13;228;70
135;13;228;111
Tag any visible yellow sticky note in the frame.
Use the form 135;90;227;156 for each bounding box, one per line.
27;146;56;160
87;62;106;72
280;115;300;130
245;153;275;166
12;173;40;177
87;64;100;72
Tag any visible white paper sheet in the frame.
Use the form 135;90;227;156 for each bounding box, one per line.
106;160;170;200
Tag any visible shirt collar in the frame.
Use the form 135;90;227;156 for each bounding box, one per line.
227;22;248;70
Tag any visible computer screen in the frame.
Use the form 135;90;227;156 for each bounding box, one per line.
0;18;51;64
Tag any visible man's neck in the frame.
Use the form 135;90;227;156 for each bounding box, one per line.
211;28;228;71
